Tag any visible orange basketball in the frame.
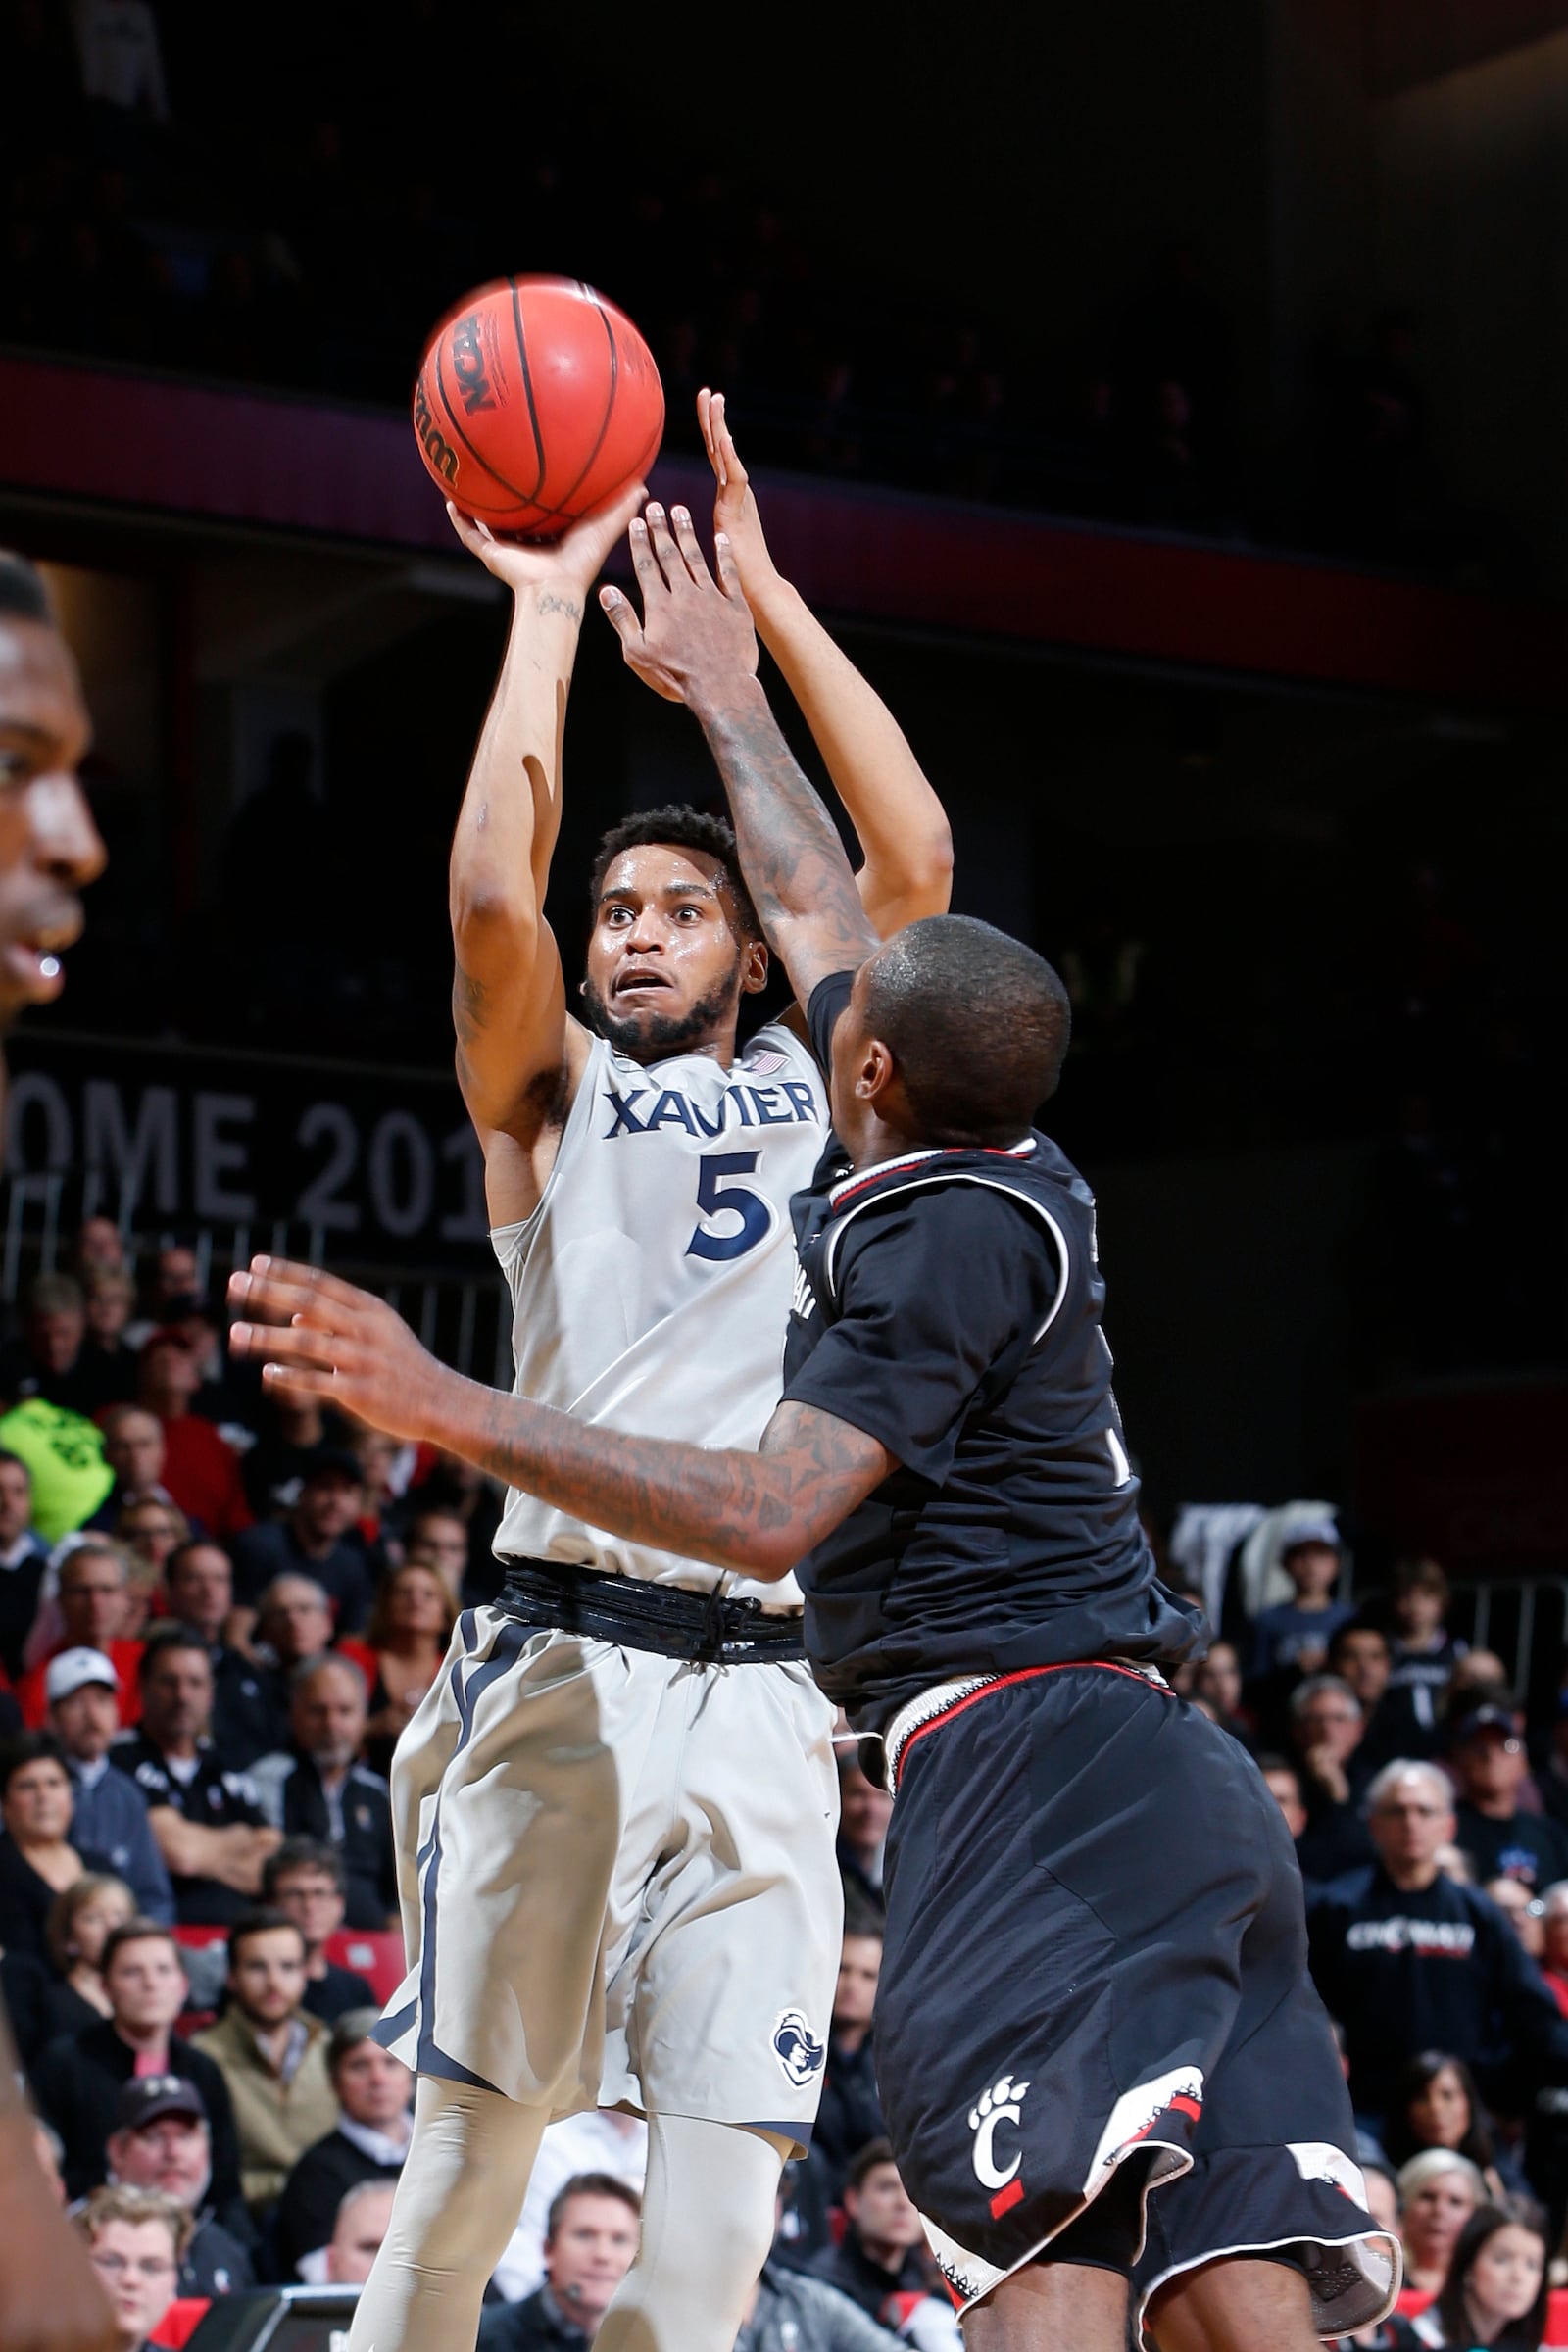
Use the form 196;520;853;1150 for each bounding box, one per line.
411;275;664;539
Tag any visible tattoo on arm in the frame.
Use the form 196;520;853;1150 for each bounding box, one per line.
701;700;879;980
453;961;487;1052
535;593;583;623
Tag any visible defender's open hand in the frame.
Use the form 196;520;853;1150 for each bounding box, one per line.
228;1256;454;1444
698;389;781;609
599;501;760;709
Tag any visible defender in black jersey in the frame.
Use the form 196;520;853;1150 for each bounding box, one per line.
228;506;1400;2352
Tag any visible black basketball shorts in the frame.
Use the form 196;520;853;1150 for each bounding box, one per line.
873;1662;1399;2341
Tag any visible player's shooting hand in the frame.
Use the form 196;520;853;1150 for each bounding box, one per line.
698;389;781;608
599;502;759;709
446;480;647;603
227;1257;456;1446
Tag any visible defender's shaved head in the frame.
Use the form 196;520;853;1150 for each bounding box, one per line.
862;915;1071;1147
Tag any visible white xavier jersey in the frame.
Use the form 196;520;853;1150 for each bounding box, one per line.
492;1021;830;1606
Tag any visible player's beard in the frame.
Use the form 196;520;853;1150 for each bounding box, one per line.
583;963;741;1061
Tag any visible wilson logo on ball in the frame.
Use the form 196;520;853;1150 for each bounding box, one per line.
450;313;497;416
412;376;458;483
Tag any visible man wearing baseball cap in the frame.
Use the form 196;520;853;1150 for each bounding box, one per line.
46;1651;172;1924
103;2077;256;2297
1450;1701;1568;1894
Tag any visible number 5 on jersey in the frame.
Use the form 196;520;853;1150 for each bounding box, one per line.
687;1152;772;1261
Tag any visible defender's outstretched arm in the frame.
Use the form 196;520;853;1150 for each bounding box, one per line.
446;485;644;1223
699;389;952;935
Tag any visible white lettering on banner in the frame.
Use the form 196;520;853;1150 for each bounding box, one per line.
295;1102;361;1234
4;1072;73;1171
1344;1916;1477;1957
368;1112;434;1240
82;1081;179;1214
193;1093;258;1220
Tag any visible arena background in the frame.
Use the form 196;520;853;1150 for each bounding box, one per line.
3;0;1566;1615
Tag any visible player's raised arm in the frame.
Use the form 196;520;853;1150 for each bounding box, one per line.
445;485;644;1222
699;390;952;935
601;507;879;1010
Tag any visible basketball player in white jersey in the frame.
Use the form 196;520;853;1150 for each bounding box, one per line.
341;398;952;2352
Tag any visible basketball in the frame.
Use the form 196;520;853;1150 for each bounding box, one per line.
411;275;664;539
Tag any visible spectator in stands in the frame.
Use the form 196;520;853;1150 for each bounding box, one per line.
323;2177;398;2285
0;1730;115;1959
134;1331;251;1544
411;1450;505;1607
1394;2148;1487;2309
117;1626;280;1924
31;1918;243;2206
1248;1519;1353;1687
73;1219;128;1286
1389;1557;1468;1723
0;1447;48;1679
0;1274;91;1412
1487;1877;1548;1962
1380;2053;1514;2202
75;2183;187;2352
75;1271;138;1413
163;1541;274;1768
249;1657;395;1928
736;2227;905;2352
126;1249;199;1352
18;1538;143;1716
1451;1706;1568;1895
103;2075;255;2297
230;1452;372;1639
812;1923;886;2207
240;1391;345;1521
1191;1638;1253;1745
1256;1749;1309;1836
88;1408;179;1536
191;1906;336;2217
247;1575;335;1736
261;1838;373;2022
42;1871;135;2036
809;2140;946;2328
355;1562;452;1775
478;2175;642;2352
1291;1672;1378;1881
401;1504;471;1604
837;1754;890;1916
46;1648;172;1920
113;1497;186;1594
1308;1760;1568;2128
273;2006;412;2278
489;2109;648;2305
1410;2200;1550;2349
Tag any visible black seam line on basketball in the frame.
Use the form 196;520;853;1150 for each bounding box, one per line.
432;339;542;509
549;287;620;516
509;276;549;504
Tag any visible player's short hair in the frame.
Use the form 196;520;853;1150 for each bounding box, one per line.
545;2171;643;2243
846;2136;899;2193
0;552;51;624
590;804;762;944
860;916;1071;1147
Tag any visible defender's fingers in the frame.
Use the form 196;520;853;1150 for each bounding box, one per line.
627;514;665;597
668;506;714;589
713;533;752;610
710;391;750;484
641;503;689;589
599;585;646;654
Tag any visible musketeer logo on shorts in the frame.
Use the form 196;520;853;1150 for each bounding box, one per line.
969;2075;1030;2218
772;2009;826;2087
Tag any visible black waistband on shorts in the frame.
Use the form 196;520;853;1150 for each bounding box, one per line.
496;1555;806;1665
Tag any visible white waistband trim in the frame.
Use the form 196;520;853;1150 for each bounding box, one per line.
882;1661;1170;1794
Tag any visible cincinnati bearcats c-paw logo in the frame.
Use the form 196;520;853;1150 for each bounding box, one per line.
969;2075;1030;2217
772;2009;826;2087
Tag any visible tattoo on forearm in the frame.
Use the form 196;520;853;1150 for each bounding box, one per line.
453;962;487;1051
701;704;878;971
536;593;583;622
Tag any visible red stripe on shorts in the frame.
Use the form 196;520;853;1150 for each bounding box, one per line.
894;1659;1165;1790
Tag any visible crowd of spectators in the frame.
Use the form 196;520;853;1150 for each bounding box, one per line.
8;1221;1568;2348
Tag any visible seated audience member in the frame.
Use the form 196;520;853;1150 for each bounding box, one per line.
478;2174;642;2352
1395;2149;1488;2312
1392;2200;1551;2348
249;1657;396;1929
230;1452;373;1642
263;1838;373;2021
489;2109;648;2305
17;1540;144;1720
76;1270;139;1413
407;1450;505;1607
351;1562;453;1777
0;1274;93;1414
1291;1672;1378;1881
400;1504;470;1604
809;2140;949;2331
1439;1653;1516;1745
1248;1520;1353;1687
1380;2052;1516;2201
240;1392;346;1521
246;1576;337;1746
192;1907;336;2217
114;1497;188;1597
117;1626;280;1925
1191;1637;1252;1745
104;2075;256;2297
1488;1877;1549;1963
1328;1618;1424;1768
1256;1748;1309;1839
135;1330;252;1544
162;1541;274;1769
273;2007;412;2278
1388;1557;1468;1723
75;2181;190;2352
0;1447;49;1679
737;2221;906;2352
31;1918;243;2205
812;1922;887;2207
73;1217;130;1285
1308;1761;1568;2130
0;1731;115;1959
127;1246;202;1351
47;1648;173;1920
323;2177;398;2286
837;1753;891;1916
43;1871;136;2037
1451;1705;1568;1895
87;1408;182;1537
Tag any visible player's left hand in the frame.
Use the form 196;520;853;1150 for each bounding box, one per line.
227;1256;454;1444
600;502;759;708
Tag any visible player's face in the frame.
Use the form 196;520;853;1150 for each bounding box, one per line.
825;957;892;1162
0;614;103;1035
584;844;760;1063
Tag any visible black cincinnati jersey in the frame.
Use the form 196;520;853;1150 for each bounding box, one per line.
780;971;1202;1736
